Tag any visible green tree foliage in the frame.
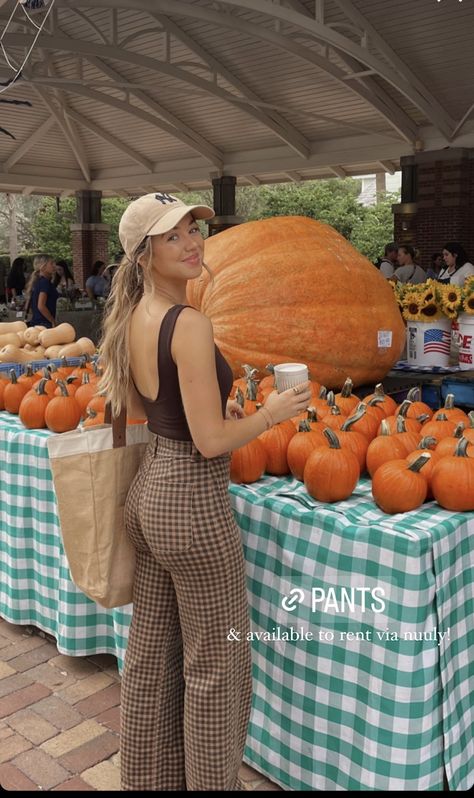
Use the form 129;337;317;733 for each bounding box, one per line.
101;197;130;258
350;192;399;264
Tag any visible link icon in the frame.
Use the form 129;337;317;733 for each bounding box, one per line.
281;588;305;612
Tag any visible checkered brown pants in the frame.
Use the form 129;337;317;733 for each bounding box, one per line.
121;435;252;791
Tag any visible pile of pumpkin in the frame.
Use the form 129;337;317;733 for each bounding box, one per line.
230;367;474;514
0;357;107;432
0;320;96;363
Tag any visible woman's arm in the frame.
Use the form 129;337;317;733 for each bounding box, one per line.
37;292;56;326
173;309;311;459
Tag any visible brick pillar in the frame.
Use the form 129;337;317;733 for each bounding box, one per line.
393;149;474;270
70;223;110;289
206;175;244;236
70;190;109;288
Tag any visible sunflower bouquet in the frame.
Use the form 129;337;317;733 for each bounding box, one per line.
391;277;474;322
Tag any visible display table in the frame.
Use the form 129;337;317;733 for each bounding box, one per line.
1;307;104;344
0;413;473;791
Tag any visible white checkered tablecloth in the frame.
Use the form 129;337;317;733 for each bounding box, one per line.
0;412;473;791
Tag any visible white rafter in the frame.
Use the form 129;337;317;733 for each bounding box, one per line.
378;160;396;174
63;106;154;172
4;116;55;171
31;84;91;183
152;11;310;158
329;165;347;178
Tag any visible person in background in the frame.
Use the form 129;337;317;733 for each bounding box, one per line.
85;260;107;300
437;242;474;286
378;243;399;278
53;260;75;295
393;245;427;284
99;192;312;791
426;252;444;280
6;256;26;301
25;254;58;328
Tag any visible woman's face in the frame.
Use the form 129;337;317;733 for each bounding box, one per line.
56;265;65;278
443;249;456;269
397;248;408;266
42;260;56;277
149;213;204;281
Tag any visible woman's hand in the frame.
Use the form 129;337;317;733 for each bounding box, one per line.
226;399;245;420
263;381;313;425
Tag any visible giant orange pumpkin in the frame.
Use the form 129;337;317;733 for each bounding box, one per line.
186;217;405;388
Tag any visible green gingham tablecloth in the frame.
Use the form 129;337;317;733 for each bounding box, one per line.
1;411;473;791
0;412;132;664
230;477;474;792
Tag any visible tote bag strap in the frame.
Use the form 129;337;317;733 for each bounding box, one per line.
104;402;127;448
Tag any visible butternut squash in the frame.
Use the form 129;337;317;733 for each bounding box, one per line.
76;337;96;356
0;321;27;335
44;345;63;359
0;346;43;363
0;332;21;348
39;323;76;349
23;327;42;346
16;331;26;347
57;342;83;358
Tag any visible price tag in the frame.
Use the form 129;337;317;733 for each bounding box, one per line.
377;330;392;348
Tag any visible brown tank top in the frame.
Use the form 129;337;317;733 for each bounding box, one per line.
134;304;233;440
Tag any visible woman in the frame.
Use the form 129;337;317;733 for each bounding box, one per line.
99;192;311;792
393;245;427;284
85;260;107;300
438;242;474;286
53;260;75;295
6;256;26;301
25;254;58;328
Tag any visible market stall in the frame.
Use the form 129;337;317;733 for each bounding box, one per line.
0;412;472;792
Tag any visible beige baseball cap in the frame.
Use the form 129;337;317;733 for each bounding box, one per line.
118;191;215;260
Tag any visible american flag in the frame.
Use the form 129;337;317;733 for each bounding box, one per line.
423;328;451;355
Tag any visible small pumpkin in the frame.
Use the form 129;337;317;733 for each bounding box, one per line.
83;407;106;428
420;412;457;442
334;377;359;415
431;438;474;511
230;437;267;483
287;420;322;481
371;454;430;514
396;387;433;421
437;393;469;425
366;418;407;477
18;378;51;429
258;419;296;476
44;381;82;433
3;369;30;414
344;402;379;441
303;428;359;503
362;382;397;417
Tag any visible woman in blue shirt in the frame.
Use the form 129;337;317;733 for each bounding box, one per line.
25;254;59;328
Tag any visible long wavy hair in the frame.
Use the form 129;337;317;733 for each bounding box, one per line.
98;234;212;418
24;254;54;306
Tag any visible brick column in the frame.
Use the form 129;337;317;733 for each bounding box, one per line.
70;223;110;289
206;175;243;236
393;148;474;270
71;190;109;288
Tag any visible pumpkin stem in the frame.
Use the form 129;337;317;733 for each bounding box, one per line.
55;380;70;398
326;390;336;407
323;427;341;449
235;386;244;408
373;383;387;398
341;404;366;430
329;405;342;416
407;387;421;402
407;452;431;472
9;369;17;384
453;422;465;438
396;399;412;418
24;364;34;378
339;377;353;398
264;363;275;375
467;410;474;429
36;378;49;396
306;407;318;423
318;386;327;400
396;415;408;433
367;396;385;407
417;413;431;424
81;372;91;386
379;418;391;436
443;393;456;410
298;420;312;433
66;376;78;385
418;436;437;449
454;437;471;458
434;412;449;421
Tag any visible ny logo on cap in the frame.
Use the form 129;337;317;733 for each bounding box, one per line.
155;192;177;205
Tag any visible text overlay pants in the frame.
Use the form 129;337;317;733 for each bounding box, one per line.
121;435;252;791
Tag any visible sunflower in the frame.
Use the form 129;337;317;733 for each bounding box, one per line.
462;291;474;315
419;302;443;321
402;296;424;321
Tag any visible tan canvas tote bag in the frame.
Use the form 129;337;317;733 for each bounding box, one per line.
47;407;150;608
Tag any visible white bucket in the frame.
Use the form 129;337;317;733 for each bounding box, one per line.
457;313;474;370
406;318;451;367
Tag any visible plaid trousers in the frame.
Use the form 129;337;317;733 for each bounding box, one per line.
121;435;252;791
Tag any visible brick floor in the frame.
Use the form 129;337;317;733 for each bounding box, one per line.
0;620;283;791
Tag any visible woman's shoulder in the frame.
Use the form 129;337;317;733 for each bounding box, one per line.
174;305;213;339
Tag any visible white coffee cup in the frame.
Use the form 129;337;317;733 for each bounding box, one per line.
273;362;309;393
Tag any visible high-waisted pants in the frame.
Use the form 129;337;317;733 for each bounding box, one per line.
121;435;252;791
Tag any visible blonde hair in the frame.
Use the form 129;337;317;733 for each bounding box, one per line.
25;254;54;307
98;230;214;418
